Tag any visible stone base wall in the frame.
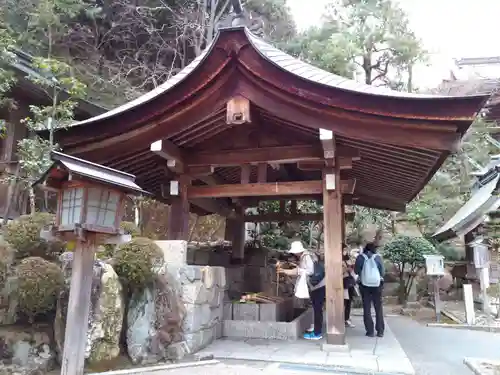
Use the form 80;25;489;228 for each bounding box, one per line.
187;244;288;301
168;265;226;355
155;241;227;358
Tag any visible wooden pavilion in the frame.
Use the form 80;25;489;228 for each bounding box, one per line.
42;26;487;345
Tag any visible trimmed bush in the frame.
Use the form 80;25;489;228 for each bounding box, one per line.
4;213;65;260
15;257;64;322
382;235;436;304
114;237;163;291
0;244;12;286
120;221;141;237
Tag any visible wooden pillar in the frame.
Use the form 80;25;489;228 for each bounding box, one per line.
322;169;345;345
61;236;96;375
224;218;236;241
232;206;245;260
167;176;190;240
341;202;346;244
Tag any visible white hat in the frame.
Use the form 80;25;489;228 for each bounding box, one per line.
289;240;306;254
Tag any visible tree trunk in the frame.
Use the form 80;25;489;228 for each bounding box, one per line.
363;55;372;84
2;164;20;225
407;64;413;93
29;187;36;214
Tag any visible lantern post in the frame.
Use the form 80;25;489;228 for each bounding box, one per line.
424;254;445;323
34;151;148;375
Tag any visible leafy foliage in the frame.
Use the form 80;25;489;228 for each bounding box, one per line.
0;244;13;286
114;237;163;291
404;117;498;236
4;212;65;260
15;256;64;322
120;221;142;237
382;235;436;303
382;235;436;264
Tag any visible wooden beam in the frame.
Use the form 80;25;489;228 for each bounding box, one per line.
187;180;356;199
188;181;322;198
279;200;286;215
151;139;183;163
297;157;360;171
187;165;214;176
167;175;190;240
320;129;335;159
190;199;235;218
241;164;251;184
186;145;323;166
232;206;245;260
186;145;360;168
322;170;345;345
257;163;267;182
244;212;355;222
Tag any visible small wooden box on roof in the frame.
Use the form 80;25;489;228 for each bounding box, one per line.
35;151;148;237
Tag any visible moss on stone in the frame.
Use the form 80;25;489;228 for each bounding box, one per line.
15;257;64;322
87;264;123;365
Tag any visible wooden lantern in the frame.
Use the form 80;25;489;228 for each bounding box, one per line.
35;151;149;240
226;95;251;124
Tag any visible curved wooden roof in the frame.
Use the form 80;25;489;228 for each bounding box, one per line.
48;26;490;213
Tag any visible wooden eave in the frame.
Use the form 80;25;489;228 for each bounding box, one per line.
42;27;488;214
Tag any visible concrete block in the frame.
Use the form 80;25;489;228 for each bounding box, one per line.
202;267;215;289
155;240;187;266
233;303;259;321
178;266;203;284
186;248;196;265
223;302;233;320
222;308;312;340
195;251;210;265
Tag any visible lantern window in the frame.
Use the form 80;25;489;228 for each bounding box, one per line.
61;187;84;226
86;187;120;227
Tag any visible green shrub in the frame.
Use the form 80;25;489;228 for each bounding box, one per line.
382;235;436;304
15;257;64;322
114;237;163;291
0;244;12;286
120;221;141;237
4;213;65;260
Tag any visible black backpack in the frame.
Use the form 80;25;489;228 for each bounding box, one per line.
309;258;325;286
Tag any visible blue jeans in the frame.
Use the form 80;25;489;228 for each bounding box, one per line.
310;286;326;335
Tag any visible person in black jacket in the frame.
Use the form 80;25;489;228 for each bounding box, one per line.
354;242;385;338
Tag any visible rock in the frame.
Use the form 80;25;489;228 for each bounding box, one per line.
126;268;185;364
85;263;124;364
0;328;54;375
126;259;226;364
54;253;124;366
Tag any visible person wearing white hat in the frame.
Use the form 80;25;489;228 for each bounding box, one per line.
278;240;325;340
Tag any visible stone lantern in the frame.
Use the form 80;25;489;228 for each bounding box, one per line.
34;151;149;375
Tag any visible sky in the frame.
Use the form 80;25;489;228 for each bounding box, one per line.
287;0;500;89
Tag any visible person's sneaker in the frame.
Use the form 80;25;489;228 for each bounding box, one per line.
377;332;384;338
303;332;323;340
305;325;314;333
345;320;355;328
366;332;375;337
